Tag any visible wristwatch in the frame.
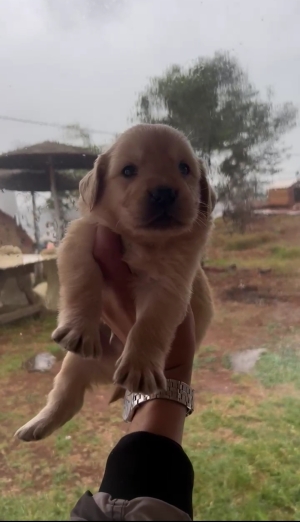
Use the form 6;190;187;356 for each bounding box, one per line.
123;379;194;423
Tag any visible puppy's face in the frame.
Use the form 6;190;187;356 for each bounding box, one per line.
79;124;215;239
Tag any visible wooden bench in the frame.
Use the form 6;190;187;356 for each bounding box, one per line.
0;253;59;325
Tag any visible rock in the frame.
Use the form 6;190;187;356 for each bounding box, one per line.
23;352;56;373
229;348;266;373
259;268;272;275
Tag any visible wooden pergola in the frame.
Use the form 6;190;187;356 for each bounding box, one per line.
0;141;97;242
0;168;79;248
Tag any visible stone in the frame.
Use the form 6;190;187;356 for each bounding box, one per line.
229;348;267;373
23;352;56;373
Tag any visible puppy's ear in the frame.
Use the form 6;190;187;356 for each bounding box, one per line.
198;159;216;217
79;154;108;211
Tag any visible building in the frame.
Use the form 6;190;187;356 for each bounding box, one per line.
267;180;300;209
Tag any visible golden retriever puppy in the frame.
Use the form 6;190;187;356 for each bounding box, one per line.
15;123;215;441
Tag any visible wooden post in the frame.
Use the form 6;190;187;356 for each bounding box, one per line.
43;258;59;311
31;191;43;283
48;161;63;242
31;191;40;250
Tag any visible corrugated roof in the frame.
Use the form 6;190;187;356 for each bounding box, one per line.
4;141;94;156
0;169;79;192
0;141;97;170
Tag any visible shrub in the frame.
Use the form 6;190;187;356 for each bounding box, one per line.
269;246;300;259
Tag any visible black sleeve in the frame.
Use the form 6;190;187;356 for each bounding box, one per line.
99;431;194;519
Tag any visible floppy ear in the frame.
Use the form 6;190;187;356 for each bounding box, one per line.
198;158;216;217
79;154;107;211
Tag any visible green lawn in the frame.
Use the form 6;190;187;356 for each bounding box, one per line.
1;215;300;520
2;389;300;520
206;215;300;274
1;313;300;520
189;394;300;521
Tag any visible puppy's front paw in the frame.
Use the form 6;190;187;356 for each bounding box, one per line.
52;322;101;358
113;353;166;394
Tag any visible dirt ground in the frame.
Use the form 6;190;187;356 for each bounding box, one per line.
1;267;299;459
1;215;300;519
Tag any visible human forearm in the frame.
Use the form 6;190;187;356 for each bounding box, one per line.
128;309;195;445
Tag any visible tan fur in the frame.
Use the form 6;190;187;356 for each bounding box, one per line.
15;124;215;442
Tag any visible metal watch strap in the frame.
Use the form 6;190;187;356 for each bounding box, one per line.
123;379;194;423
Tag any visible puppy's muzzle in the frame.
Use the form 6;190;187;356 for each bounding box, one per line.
149;186;178;208
142;185;182;229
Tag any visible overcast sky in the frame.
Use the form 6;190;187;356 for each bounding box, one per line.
0;0;299;182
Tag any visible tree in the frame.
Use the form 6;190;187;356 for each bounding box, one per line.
134;52;298;230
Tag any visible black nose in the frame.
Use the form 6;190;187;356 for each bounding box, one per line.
148;186;178;207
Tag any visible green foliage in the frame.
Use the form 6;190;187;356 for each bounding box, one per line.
134;51;298;231
135;52;297;159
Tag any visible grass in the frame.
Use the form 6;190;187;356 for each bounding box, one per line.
193;345;219;369
187;395;300;521
255;346;300;389
0;491;80;521
0;315;57;379
269;246;300;260
224;232;275;251
3;390;300;520
1;215;300;520
2;317;300;521
207;215;300;274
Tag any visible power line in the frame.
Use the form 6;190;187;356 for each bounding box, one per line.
0;114;116;137
1;114;299;157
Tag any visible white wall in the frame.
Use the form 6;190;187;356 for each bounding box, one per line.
0;190;19;219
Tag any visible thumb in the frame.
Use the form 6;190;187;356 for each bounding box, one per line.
93;226;131;283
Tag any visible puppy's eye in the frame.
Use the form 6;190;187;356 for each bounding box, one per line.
179;162;190;176
122;165;137;178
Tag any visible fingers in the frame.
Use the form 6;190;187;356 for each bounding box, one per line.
94;226;135;341
94;226;131;283
99;324;123;359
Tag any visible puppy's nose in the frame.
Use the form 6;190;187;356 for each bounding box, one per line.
149;186;178;207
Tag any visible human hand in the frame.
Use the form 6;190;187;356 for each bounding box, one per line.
93;226;196;381
93;226;135;345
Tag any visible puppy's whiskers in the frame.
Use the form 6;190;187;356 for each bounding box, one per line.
195;214;207;227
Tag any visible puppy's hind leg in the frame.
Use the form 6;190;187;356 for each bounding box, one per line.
15;353;97;441
15;327;121;442
15;353;88;441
